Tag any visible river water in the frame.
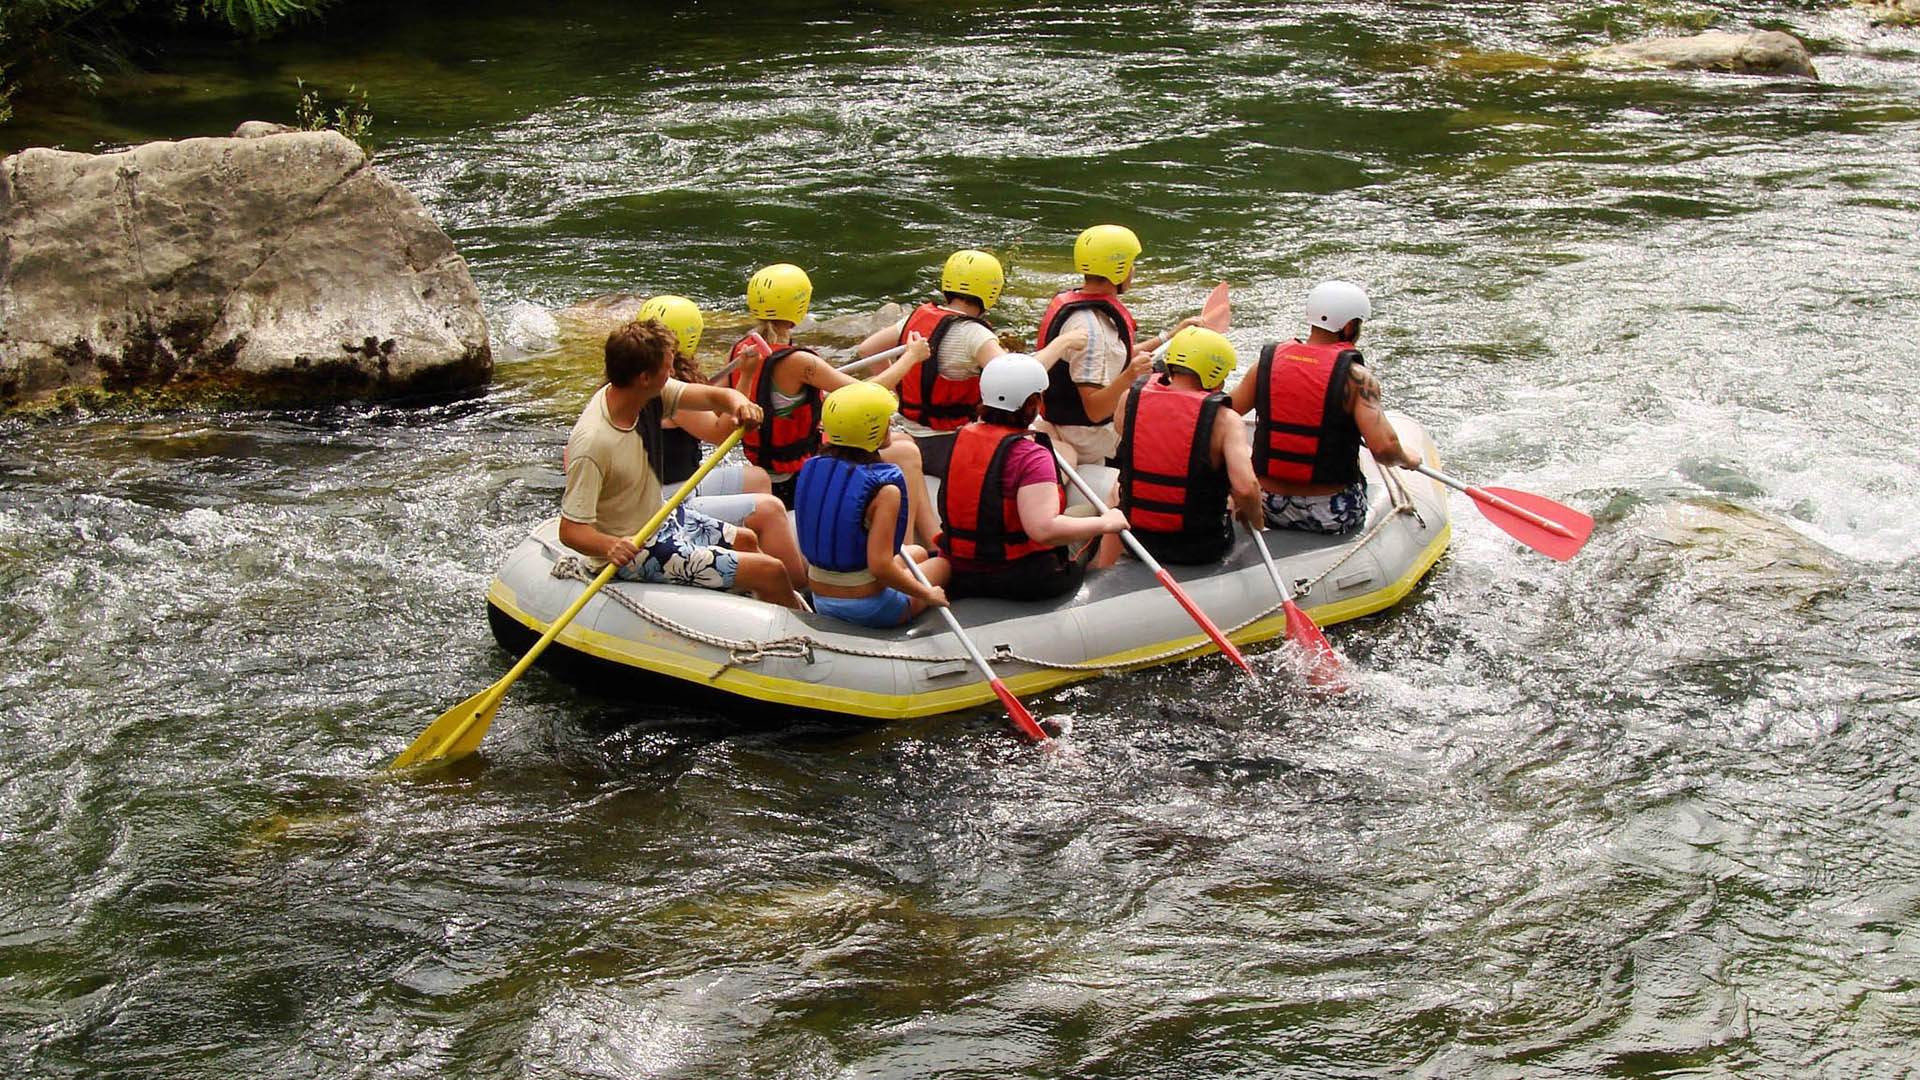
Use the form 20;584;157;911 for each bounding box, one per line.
3;2;1918;1076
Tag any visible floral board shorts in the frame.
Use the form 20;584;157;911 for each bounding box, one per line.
613;506;740;590
1262;479;1368;536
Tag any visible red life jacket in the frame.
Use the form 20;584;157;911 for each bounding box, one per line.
728;337;821;475
1034;290;1136;427
938;422;1062;564
1116;375;1231;537
1251;340;1364;487
897;303;989;431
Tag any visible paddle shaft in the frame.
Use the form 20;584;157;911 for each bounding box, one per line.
1251;524;1343;684
1052;452;1255;676
1414;464;1576;539
900;557;1047;742
835;342;908;375
714;342;905;385
708;332;774;385
395;428;748;768
1250;525;1297;608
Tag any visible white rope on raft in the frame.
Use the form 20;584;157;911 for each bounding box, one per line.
533;498;1412;675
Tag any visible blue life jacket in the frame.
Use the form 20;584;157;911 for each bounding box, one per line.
795;456;908;574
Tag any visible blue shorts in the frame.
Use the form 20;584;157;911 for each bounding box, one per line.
1262;479;1368;535
614;506;740;590
812;587;913;628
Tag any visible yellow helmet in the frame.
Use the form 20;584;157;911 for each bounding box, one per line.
940;249;1005;310
1164;327;1236;390
747;263;812;324
1073;224;1142;284
820;381;898;452
636;294;703;357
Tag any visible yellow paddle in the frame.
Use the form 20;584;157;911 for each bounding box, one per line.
388;427;748;770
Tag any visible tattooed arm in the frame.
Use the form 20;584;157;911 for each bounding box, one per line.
1345;361;1423;470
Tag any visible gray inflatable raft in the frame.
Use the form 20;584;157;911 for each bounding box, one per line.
486;414;1450;720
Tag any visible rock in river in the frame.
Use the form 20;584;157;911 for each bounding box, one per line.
1582;30;1818;79
1855;0;1920;25
0;126;491;411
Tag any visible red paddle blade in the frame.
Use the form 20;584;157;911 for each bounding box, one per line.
1200;283;1230;332
1472;486;1594;562
991;679;1048;742
1282;600;1345;689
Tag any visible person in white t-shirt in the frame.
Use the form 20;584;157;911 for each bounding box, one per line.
559;320;803;608
851;250;1086;476
1031;225;1157;466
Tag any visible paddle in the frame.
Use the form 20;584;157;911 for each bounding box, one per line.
1410;464;1593;562
835;342;908;375
1053;451;1255;677
1149;282;1232;361
1249;523;1343;687
708;332;774;385
389;429;749;770
716;337;905;382
1199;282;1230;332
899;556;1048;743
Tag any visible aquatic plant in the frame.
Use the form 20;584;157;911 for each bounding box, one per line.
294;76;373;148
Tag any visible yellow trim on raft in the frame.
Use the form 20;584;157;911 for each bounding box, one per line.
487;522;1450;720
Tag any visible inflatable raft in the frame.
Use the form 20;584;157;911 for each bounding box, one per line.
485;414;1450;720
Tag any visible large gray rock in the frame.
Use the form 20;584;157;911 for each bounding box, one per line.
0;127;490;410
1582;30;1818;79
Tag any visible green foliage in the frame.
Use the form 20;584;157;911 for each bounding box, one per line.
294;76;373;149
1;0;339;123
195;0;326;37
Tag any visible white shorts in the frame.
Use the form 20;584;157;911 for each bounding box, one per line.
665;466;757;525
1033;418;1119;466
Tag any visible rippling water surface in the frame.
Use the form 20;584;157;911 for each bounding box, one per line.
3;2;1918;1076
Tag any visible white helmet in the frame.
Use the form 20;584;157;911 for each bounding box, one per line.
979;353;1049;411
1305;280;1372;334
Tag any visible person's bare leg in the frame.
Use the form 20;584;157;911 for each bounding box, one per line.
1093;477;1125;567
734;551;801;608
914;552;951;586
743;495;806;588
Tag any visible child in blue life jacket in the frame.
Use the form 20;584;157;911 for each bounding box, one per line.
794;378;951;628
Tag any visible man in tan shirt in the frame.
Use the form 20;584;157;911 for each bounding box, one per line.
560;320;802;608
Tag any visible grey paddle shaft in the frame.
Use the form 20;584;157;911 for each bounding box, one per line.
835;343;908;375
1411;463;1469;494
901;555;997;680
1250;524;1294;605
710;342;904;385
1410;463;1571;537
1052;450;1157;570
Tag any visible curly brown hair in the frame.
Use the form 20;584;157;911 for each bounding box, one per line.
604;320;677;388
